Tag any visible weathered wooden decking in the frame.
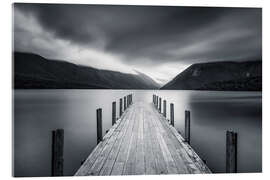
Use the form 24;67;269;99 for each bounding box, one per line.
75;101;211;176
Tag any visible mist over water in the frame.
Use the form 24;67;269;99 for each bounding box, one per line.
13;90;262;176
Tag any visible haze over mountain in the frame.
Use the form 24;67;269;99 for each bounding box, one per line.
13;4;262;84
161;61;262;91
14;52;160;89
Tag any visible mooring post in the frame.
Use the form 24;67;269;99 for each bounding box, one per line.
128;95;130;106
226;131;237;173
163;100;167;117
97;108;103;144
124;96;127;110
128;95;130;107
126;95;128;108
170;103;174;126
153;95;155;104
185;110;191;144
112;101;116;125
159;97;162;113
131;94;133;104
156;96;158;109
156;95;157;106
119;98;123;117
127;95;128;108
51;129;64;176
157;97;159;110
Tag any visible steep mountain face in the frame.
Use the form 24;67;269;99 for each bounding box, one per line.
14;52;160;89
161;61;262;91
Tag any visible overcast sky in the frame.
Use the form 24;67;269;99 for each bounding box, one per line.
13;3;262;85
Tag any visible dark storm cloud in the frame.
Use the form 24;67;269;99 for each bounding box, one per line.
14;3;262;66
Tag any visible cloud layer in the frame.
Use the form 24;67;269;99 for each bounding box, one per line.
13;4;262;84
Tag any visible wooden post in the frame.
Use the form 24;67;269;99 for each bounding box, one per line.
226;131;237;173
128;94;130;106
128;95;130;107
51;129;64;176
131;94;132;104
97;108;103;144
112;101;116;125
185;110;190;144
126;95;129;107
170;103;174;126
163;100;166;117
155;95;157;106
153;95;155;104
119;98;123;117
127;95;128;108
159;97;161;113
124;96;127;110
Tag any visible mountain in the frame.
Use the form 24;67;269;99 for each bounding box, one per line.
14;52;160;89
161;61;262;91
133;70;161;88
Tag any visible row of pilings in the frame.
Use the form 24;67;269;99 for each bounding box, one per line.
152;94;237;173
51;93;133;176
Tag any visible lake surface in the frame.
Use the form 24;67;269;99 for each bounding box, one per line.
13;90;262;176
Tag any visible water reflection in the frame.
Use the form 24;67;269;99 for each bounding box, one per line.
14;90;262;176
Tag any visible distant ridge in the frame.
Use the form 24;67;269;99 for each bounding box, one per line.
161;61;262;91
14;52;160;89
133;70;160;88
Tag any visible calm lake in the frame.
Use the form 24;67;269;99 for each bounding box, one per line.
13;90;262;176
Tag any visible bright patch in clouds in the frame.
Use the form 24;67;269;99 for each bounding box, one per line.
13;4;262;86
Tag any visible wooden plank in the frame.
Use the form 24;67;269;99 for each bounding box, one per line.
85;106;132;175
150;106;179;174
147;106;169;174
153;107;197;173
143;108;157;174
134;105;145;174
122;102;140;175
151;104;211;173
110;104;137;175
75;109;129;175
75;102;211;176
152;109;190;174
164;119;211;173
99;104;135;175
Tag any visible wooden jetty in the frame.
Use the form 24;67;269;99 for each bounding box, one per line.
74;95;211;176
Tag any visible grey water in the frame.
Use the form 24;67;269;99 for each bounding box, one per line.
13;90;262;176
